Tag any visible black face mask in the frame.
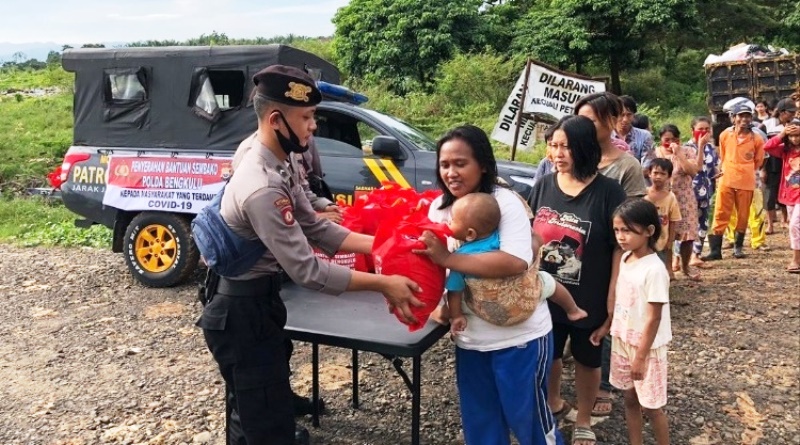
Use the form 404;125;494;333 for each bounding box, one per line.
274;111;309;155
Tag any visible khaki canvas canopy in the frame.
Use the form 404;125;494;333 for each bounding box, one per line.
62;45;340;151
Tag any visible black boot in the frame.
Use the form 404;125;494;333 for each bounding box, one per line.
295;426;311;445
702;234;723;261
733;232;746;258
293;392;325;417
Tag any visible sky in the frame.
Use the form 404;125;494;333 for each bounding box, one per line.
0;0;348;45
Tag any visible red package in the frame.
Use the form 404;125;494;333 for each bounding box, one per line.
340;184;442;275
341;183;442;235
373;211;452;331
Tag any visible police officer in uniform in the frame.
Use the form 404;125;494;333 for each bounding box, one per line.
196;65;423;445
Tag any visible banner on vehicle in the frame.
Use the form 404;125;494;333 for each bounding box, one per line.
102;155;232;213
491;60;606;151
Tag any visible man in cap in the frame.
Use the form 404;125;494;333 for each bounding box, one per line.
703;101;765;260
196;65;423;445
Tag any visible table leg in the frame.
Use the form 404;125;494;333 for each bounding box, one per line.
351;349;360;409
412;355;421;445
312;342;320;427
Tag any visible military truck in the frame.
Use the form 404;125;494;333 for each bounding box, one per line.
57;45;538;287
705;53;799;122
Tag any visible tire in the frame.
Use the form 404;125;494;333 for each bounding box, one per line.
123;212;199;288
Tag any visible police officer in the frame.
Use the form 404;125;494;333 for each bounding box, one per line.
233;134;342;223
196;65;422;445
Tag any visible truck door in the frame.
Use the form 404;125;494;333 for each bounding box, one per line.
314;110;416;206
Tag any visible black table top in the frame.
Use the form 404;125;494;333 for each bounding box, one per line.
281;282;449;357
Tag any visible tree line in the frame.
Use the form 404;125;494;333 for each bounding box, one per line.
3;0;798;114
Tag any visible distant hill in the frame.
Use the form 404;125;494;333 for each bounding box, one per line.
0;41;126;63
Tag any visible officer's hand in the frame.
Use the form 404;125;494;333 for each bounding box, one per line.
318;211;343;224
412;230;451;266
324;205;343;214
382;275;424;324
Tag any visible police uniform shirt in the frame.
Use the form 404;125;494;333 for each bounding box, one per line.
232;133;333;211
220;138;352;294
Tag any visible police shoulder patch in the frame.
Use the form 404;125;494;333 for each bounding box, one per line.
274;197;294;225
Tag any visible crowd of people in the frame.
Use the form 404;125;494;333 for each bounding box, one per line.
194;64;800;445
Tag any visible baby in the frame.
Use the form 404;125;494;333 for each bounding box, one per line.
446;192;587;333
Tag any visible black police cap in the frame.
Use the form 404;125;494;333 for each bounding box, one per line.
252;65;322;106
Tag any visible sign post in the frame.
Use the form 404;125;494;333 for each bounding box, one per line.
492;59;607;159
510;59;532;161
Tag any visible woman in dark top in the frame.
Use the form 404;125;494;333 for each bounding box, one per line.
528;116;626;445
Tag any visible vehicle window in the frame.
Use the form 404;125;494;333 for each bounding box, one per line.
189;68;245;122
101;67;149;124
361;109;437;151
103;67;147;104
315;137;365;157
357;122;380;155
109;74;145;100
207;70;245;110
315;112;361;152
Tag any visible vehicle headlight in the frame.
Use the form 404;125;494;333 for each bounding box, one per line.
509;175;536;187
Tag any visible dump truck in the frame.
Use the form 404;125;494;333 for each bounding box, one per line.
706;53;799;122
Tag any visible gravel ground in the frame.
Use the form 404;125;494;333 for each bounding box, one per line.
0;233;797;444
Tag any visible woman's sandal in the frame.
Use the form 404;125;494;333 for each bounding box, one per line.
552;401;574;421
591;396;613;417
787;265;800;274
572;426;597;445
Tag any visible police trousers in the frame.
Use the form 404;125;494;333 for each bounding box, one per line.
197;275;294;445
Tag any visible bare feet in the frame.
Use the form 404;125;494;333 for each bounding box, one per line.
689;254;711;269
682;267;702;282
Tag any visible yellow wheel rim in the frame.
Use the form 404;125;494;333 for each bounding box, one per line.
134;224;177;273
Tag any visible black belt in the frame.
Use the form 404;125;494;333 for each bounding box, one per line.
217;275;282;297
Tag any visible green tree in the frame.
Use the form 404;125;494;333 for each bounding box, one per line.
332;0;485;93
513;0;698;93
46;51;61;66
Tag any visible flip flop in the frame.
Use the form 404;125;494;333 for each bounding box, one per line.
591;396;613;417
572;426;596;445
787;266;800;274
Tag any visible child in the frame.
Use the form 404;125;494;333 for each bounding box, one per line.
763;120;800;273
656;124;701;281
645;158;682;280
445;192;587;335
610;199;672;445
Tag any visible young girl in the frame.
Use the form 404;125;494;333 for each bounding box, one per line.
656;124;702;281
610;199;672;445
763;120;800;273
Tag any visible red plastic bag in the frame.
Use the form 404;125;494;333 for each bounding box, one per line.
341;183;442;235
340;183;442;274
373;211;452;331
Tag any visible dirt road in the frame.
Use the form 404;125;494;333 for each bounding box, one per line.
0;236;797;444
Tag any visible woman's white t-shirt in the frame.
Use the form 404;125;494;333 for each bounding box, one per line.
428;187;552;351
